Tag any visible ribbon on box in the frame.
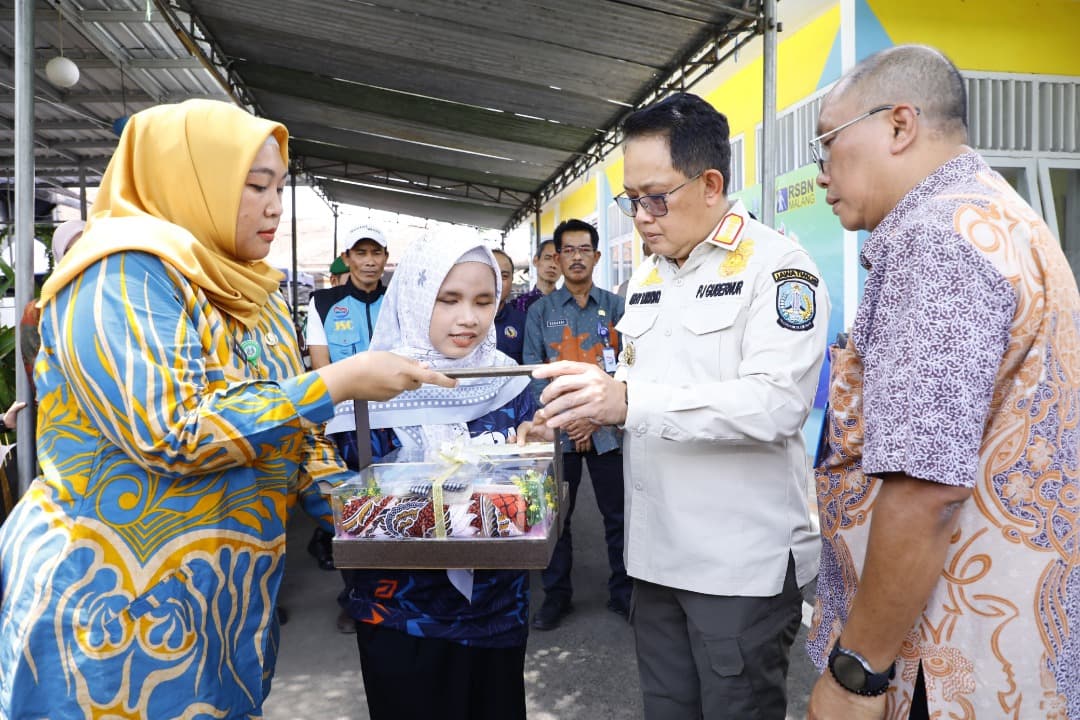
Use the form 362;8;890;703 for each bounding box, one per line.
429;461;462;539
433;445;474;599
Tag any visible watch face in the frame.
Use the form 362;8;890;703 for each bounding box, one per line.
832;653;868;691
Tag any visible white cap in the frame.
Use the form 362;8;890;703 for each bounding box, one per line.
52;219;86;262
347;224;387;249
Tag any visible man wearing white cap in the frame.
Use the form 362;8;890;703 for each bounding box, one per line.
306;224;390;378
304;224;390;631
50;219;85;263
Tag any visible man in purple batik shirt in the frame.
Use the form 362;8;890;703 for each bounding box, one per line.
511;238;560;313
806;45;1080;720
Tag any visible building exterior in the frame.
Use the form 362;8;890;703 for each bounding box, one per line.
538;0;1080;313
529;0;1080;444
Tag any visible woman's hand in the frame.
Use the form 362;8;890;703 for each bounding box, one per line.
515;419;555;444
317;351;456;402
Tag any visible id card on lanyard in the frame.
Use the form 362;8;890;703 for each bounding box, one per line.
598;309;617;373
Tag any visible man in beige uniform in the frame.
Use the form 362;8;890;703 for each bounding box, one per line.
528;93;829;719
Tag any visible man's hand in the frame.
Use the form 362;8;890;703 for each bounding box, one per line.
806;670;887;720
317;351;457;402
574;435;593;453
531;361;627;428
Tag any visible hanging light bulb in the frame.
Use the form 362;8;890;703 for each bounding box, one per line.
45;6;79;88
45;56;80;88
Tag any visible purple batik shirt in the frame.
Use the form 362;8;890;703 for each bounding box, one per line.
809;152;1080;719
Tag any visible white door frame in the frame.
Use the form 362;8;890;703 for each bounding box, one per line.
983;154;1041;210
1037;157;1080;244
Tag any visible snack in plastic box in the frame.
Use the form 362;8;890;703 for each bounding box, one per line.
332;458;556;541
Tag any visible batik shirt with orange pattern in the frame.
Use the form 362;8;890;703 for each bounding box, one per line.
523;284;624;453
808;153;1080;719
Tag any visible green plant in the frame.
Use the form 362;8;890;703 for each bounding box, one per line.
0;223;56;435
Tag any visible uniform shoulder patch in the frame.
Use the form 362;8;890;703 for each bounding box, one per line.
773;268;819;331
709;212;745;249
771;268;819;286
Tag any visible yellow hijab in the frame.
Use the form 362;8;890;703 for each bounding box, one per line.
39;99;290;329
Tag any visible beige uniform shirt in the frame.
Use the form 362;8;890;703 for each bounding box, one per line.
615;200;828;596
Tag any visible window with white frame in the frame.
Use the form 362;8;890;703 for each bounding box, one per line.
606;200;636;290
728;134;745;194
756;90;827;179
747;72;1079;278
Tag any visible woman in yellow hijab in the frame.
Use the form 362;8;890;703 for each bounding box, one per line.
0;99;451;718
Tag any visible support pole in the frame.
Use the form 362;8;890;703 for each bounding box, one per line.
79;163;88;219
533;203;542;287
761;0;778;228
14;0;35;493
332;202;339;257
290;168;299;325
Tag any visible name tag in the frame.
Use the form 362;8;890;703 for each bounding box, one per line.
602;346;617;373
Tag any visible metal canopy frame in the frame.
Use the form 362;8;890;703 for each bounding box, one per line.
155;0;768;233
8;0;782;490
1;0;233;208
4;0;774;227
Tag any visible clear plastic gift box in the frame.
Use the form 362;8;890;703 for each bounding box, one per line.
330;445;564;569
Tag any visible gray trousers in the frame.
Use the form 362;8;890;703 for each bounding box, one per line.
630;556;802;720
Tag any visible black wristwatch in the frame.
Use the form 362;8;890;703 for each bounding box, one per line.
827;643;895;696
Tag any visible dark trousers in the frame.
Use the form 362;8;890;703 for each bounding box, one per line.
541;449;630;607
329;430;361;472
355;623;526;720
631;555;802;720
909;664;929;719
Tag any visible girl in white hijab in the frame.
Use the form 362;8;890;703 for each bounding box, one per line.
367;236;530;456
345;234;536;720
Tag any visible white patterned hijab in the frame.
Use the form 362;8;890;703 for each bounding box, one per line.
367;235;529;458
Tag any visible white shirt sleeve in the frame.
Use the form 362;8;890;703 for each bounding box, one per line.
305;297;327;347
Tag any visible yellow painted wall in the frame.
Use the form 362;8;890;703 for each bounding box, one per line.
604;156;624;196
704;6;839;187
869;0;1080;76
558;176;598;223
536;0;1080;219
540;211;555;238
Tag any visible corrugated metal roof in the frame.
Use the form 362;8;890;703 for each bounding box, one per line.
2;0;763;229
0;0;231;209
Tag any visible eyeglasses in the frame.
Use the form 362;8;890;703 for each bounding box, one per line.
614;173;702;218
559;244;595;257
808;105;920;172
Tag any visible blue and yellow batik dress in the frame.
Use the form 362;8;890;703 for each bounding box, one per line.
0;252;347;719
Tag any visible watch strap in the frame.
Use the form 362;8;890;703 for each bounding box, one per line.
828;643;895;697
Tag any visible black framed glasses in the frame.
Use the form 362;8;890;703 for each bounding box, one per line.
808;104;920;172
614;173;702;218
559;244;595;257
